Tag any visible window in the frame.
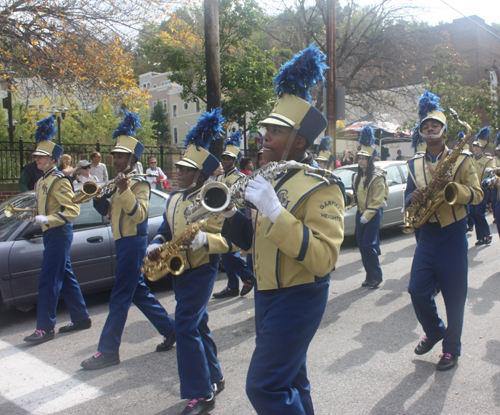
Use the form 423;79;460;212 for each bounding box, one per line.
153;84;157;88
149;192;168;218
399;163;409;183
195;100;200;113
385;165;403;185
183;102;189;111
173;126;178;144
143;84;147;88
172;104;177;117
153;101;157;107
163;99;167;109
72;200;105;230
147;82;151;88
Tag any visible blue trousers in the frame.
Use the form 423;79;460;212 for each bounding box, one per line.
98;235;175;354
495;196;500;235
472;190;491;240
222;251;254;289
246;281;329;415
467;204;474;229
408;218;468;355
173;261;223;399
356;209;383;281
37;223;89;331
491;187;497;220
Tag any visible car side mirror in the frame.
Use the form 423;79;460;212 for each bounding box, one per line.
21;224;43;239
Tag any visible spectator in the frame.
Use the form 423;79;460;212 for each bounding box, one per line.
396;149;405;160
146;157;168;191
341;149;354;166
381;145;390;161
58;154;77;179
239;157;253;176
90;152;109;183
18;160;43;192
73;160;99;184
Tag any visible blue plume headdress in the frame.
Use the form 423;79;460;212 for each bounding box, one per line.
410;125;424;149
184;108;226;150
112;109;141;139
496;132;500;148
476;126;491;141
34;116;56;143
318;136;332;152
224;130;242;149
273;43;328;103
359;126;376;147
457;131;465;142
418;90;444;121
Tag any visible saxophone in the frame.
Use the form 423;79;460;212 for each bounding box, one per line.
402;108;472;233
141;219;207;282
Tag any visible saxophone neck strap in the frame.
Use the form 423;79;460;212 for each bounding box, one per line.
426;147;449;178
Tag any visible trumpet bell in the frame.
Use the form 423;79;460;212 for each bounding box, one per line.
5;204;14;218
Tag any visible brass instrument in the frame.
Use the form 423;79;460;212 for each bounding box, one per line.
141;219;207;282
72;173;153;204
403;108;471;233
345;191;356;210
481;167;500;190
1;196;38;222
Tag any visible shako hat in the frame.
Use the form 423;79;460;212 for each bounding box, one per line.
316;136;334;165
176;107;225;177
222;130;242;160
417;90;447;133
472;126;491;149
411;125;427;154
357;126;376;157
111;109;144;159
260;43;328;145
32;116;64;161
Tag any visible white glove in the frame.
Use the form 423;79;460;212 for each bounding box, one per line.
190;231;208;251
360;216;369;224
221;206;237;218
245;175;283;223
146;243;162;255
381;203;387;209
35;215;49;225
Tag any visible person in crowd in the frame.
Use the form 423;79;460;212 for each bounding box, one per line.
24;116;91;345
396;149;405;160
255;138;266;169
352;126;386;288
405;90;482;371
222;44;345;415
315;136;334;169
18;160;43;192
57;154;77;180
341;149;354;166
239;157;253;176
381;145;390;161
212;131;255;299
81;110;175;370
90;152;109;183
73;160;99;184
146;157;169;191
470;127;494;245
147;108;233;415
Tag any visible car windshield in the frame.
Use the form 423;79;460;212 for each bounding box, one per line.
0;194;35;241
333;167;357;189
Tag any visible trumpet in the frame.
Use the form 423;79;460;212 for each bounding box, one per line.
481;167;500;190
4;203;38;221
345;191;356;210
72;173;155;204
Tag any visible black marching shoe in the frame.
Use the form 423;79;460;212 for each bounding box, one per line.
59;318;92;333
157;330;176;352
361;280;370;287
436;353;459;371
212;377;225;396
367;279;382;289
240;277;255;297
414;335;444;355
213;287;239;299
24;329;55;345
475;235;493;246
81;352;120;370
466;226;473;233
179;393;215;415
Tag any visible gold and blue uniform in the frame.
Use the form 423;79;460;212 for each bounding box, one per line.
471;154;494;240
405;147;483;356
35;166;89;331
93;175;175;354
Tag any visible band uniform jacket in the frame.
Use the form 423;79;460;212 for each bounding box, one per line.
151;188;239;271
473;154;495;183
224;169;345;291
35;166;80;232
94;175;149;241
375;167;389;205
405;149;483;228
352;170;386;222
216;166;244;187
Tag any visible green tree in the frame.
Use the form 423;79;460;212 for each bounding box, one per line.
150;103;171;144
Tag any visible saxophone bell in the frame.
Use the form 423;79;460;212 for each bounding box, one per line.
186;182;231;222
168;256;185;276
443;182;459;205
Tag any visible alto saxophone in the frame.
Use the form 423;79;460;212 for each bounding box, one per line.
141;219;207;282
403;108;472;233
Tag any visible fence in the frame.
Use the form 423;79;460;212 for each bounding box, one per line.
0;140;172;182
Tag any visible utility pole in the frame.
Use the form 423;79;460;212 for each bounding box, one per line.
326;0;337;164
204;0;223;160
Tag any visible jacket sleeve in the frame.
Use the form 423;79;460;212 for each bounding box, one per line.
151;212;172;245
47;178;80;228
265;183;344;277
203;213;241;254
94;196;111;218
114;181;149;224
363;176;386;222
223;210;254;252
451;155;483;206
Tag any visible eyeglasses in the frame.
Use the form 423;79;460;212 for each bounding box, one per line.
82;165;91;169
177;166;196;174
150;161;157;164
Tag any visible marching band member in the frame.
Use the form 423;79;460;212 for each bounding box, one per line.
471;127;494;245
24;116;91;345
315;136;334;170
456;131;476;233
222;44;345;415
212;131;255;298
147;108;236;415
352;126;386;288
405;91;482;371
81;110;175;370
491;132;500;225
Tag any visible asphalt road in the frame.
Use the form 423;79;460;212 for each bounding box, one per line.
1;216;499;415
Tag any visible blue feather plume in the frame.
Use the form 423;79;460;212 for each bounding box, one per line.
318;136;332;152
496;132;500;147
410;125;424;149
224;130;242;149
359;126;375;147
112;109;141;139
273;43;328;103
476;126;491;141
456;131;465;142
418;90;444;121
34;116;56;143
184;107;226;150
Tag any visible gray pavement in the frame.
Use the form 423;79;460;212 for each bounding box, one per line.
1;217;499;415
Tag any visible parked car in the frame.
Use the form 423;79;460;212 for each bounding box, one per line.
334;161;409;236
0;187;169;312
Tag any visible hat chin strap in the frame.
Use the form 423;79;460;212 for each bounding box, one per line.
421;125;446;140
186;170;202;191
281;128;299;161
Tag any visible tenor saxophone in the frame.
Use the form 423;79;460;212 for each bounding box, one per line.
141;219;207;282
403;108;472;233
